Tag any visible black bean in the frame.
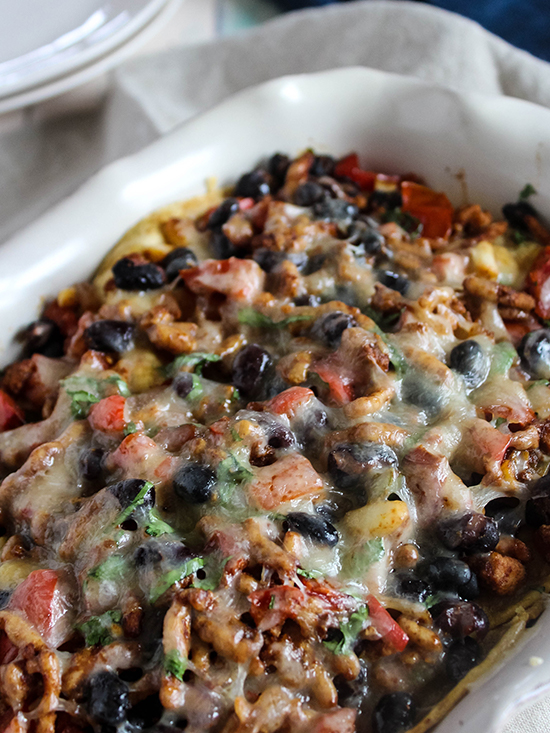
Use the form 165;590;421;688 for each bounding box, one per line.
84;320;135;354
438;512;499;554
173;464;216;504
253;248;286;273
211;229;238;259
402;372;445;417
86;671;130;725
234;170;270;199
310;155;336;178
502;200;538;230
173;372;195;399
294;294;321;307
313;198;359;223
231;344;272;397
373;692;415;733
378;270;409;295
108;479;155;511
369;190;403;210
518;329;550;380
304;252;326;275
128;693;164;730
347;221;385;254
0;590;11;609
419;557;471;591
134;544;163;567
287;252;308;271
526;474;550;527
267;153;290;186
112;257;165;291
328;442;398;490
334;661;368;707
207;198;239;229
432;600;489;639
445;637;481;682
458;572;480;600
311;310;357;348
79;448;105;482
285;511;339;547
253;413;295;449
397;575;432;603
449;340;488;388
21;319;64;358
160;247;198;281
293;182;326;207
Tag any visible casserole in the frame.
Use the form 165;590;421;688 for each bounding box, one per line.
1;67;550;731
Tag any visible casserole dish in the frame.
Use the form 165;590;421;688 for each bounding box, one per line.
1;67;550;731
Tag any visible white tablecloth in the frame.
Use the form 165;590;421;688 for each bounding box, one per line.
1;1;550;729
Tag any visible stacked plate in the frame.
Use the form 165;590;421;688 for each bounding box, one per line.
0;0;178;114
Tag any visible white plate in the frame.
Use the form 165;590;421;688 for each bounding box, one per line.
0;0;180;115
0;67;550;731
0;0;169;99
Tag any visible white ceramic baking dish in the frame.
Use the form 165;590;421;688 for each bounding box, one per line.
1;66;550;731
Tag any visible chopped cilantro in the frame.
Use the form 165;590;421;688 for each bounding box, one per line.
527;379;550;390
77;609;122;646
490;341;517;376
164;650;187;681
363;306;403;332
344;538;385;579
323;605;369;655
192;556;232;591
88;555;126;582
145;507;175;537
104;374;131;396
167;352;221;377
520;183;537;200
297;568;324;580
230;426;243;442
268;595;276;610
67;390;100;419
382;208;423;239
115;480;154;525
238;308;312;329
187;374;203;401
124;421;137;436
495;416;506;427
424;592;449;609
511;229;528;245
216;452;253;504
150;557;206;603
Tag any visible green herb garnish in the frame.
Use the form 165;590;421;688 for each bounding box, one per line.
115;480;154;526
323;605;369;655
145;507;175;537
382;208;423;239
192;556;232;591
297;568;324;580
268;595;276;610
104;374;131;396
67;390;100;419
167;352;221;377
88;555;127;582
216;452;253;503
150;557;206;603
124;421;137;436
520;183;537;200
77;609;122;646
238;309;312;329
164;650;187;681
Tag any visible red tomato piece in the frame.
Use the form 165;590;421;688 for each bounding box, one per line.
401;181;453;239
0;389;24;432
238;197;255;211
10;569;69;648
334;154;376;191
528;246;550;319
310;363;354;406
180;257;265;302
88;394;126;435
367;595;409;652
266;387;314;417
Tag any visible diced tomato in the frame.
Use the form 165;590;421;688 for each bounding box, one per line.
334;154;376;191
238;197;255;211
249;585;305;630
266;387;314;417
528;246;550;319
42;299;78;337
10;569;70;648
180;257;265;302
0;389;24;432
88;394;126;434
310;362;354;406
367;595;409;652
401;181;453;239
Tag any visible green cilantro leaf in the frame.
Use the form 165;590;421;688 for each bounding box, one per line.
323;605;369;655
164;650;187;681
216;453;253;504
192;556;232;591
238;309;312;329
268;595;276;610
363;306;404;332
527;379;550;390
150;557;206;603
67;390;100;419
382;208;423;239
167;352;221;377
124;421;137;436
77;609;122;646
495;416;506;427
511;229;528;245
297;568;324;579
115;480;154;525
88;555;127;582
490;341;517;376
520;183;537;200
145;507;175;537
104;374;131;397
